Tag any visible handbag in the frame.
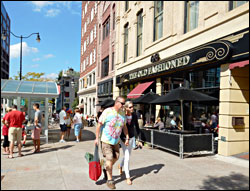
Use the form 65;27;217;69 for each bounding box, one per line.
89;145;102;181
85;152;94;163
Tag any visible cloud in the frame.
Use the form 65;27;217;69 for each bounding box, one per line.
31;64;39;68
31;1;54;12
10;42;38;59
45;9;60;17
44;54;54;59
42;73;58;79
32;58;41;62
30;1;81;17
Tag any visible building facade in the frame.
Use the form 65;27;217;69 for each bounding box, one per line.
78;1;98;116
1;1;10;79
115;1;249;156
57;68;79;111
96;1;116;107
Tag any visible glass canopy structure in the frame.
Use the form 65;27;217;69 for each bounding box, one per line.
1;80;59;144
1;80;59;98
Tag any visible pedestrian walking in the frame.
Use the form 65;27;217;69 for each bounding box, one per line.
118;101;143;185
32;103;42;153
94;96;130;190
73;108;83;143
59;106;67;143
5;105;25;158
1;107;12;155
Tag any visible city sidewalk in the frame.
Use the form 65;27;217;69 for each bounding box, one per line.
1;126;249;190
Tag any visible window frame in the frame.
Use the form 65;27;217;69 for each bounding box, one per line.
153;1;164;42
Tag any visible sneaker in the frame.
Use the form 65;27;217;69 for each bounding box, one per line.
59;140;66;143
75;140;79;143
106;180;116;189
103;168;107;180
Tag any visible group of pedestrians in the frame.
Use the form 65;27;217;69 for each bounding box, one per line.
95;96;143;189
2;104;43;158
58;106;84;143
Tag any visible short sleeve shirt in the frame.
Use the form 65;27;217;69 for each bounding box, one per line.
59;110;67;125
35;110;42;124
98;107;126;145
5;110;25;128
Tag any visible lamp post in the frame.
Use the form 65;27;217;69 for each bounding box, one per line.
1;30;41;80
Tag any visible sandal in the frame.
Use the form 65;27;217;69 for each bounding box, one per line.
126;178;132;185
18;154;24;157
8;155;14;159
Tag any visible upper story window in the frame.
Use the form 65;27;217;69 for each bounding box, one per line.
184;1;199;33
154;1;164;41
85;3;88;14
102;56;109;78
124;23;129;63
103;17;110;40
137;10;143;56
91;8;94;21
229;1;248;10
125;1;129;12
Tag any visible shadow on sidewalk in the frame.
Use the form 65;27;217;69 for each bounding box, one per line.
22;145;74;157
96;164;164;185
199;172;249;190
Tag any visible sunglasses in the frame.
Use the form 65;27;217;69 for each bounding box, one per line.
128;106;134;109
118;101;125;105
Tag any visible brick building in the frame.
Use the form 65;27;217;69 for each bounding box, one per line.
78;1;98;116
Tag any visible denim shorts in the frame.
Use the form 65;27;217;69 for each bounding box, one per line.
74;123;82;136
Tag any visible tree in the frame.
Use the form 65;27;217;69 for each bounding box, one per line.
10;72;55;82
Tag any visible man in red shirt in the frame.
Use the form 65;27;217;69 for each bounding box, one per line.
5;105;25;159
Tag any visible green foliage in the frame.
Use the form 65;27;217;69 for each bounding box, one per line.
11;71;55;82
72;97;79;110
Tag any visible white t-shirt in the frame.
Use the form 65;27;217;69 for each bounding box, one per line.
73;113;83;124
59;110;66;125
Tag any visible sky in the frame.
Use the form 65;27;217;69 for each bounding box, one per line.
3;1;82;80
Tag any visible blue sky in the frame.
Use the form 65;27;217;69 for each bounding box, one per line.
3;1;82;79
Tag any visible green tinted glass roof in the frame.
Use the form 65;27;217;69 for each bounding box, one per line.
1;80;59;97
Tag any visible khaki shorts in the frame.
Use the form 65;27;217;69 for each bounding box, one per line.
9;127;22;143
101;142;120;162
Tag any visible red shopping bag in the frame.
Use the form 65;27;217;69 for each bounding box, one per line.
89;145;102;181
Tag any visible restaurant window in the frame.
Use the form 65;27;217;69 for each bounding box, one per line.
137;10;143;57
124;23;129;63
103;17;110;40
125;1;129;12
154;1;163;41
102;56;109;78
229;1;248;10
184;1;199;33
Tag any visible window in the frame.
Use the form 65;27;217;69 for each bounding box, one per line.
154;1;163;41
95;2;97;14
229;1;248;10
65;92;70;97
185;1;199;33
137;10;143;56
85;3;88;14
90;30;93;43
112;52;115;70
65;81;69;87
94;25;97;39
84;22;87;33
124;23;129;63
81;45;84;55
86;56;89;65
82;10;84;19
83;60;86;71
89;74;92;86
93;72;95;85
102;56;109;78
91;8;94;21
125;1;129;12
93;49;96;63
103;17;110;40
84;41;86;52
82;28;84;37
90;52;93;65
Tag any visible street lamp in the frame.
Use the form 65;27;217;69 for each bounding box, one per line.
1;30;41;80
